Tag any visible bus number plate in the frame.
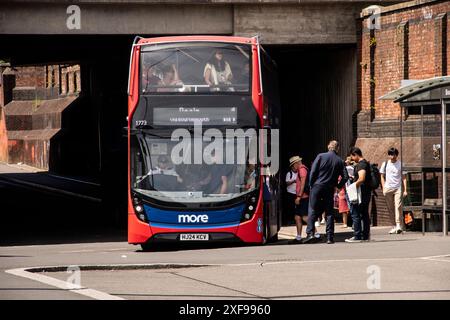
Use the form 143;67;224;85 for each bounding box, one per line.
180;234;209;241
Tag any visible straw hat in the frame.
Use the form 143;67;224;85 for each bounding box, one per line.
345;156;355;165
289;156;302;167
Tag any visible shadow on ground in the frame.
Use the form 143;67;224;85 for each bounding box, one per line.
0;173;126;246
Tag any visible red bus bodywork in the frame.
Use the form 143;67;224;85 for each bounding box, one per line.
127;36;266;245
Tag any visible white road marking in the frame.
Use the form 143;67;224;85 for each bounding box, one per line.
59;249;97;253
5;268;124;300
420;254;450;263
59;248;129;254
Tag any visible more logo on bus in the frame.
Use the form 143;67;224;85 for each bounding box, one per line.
178;214;209;223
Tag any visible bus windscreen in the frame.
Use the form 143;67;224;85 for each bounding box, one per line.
141;42;251;94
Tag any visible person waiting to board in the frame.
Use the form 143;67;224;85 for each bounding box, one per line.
285;156;300;239
345;147;371;243
380;147;408;235
287;156;314;244
337;157;354;228
303;141;348;245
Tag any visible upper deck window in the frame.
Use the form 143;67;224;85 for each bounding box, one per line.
140;42;251;94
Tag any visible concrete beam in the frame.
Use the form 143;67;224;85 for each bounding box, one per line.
234;4;365;44
0;4;233;35
2;1;403;4
0;1;393;44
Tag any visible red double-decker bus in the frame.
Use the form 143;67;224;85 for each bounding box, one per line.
127;36;281;250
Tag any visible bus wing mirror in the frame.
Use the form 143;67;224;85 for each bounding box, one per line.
122;127;128;137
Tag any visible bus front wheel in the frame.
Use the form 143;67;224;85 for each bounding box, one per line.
140;242;153;252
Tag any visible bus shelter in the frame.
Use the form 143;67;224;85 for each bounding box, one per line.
380;76;450;236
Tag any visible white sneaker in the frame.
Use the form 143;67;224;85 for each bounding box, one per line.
389;227;402;234
314;233;321;239
314;221;320;227
320;218;326;225
345;237;362;243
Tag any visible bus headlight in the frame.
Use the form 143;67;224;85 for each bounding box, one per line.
133;197;148;222
241;192;258;222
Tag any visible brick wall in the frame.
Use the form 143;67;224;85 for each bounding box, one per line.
360;0;450;120
358;0;450;226
15;66;46;88
2;63;81;170
0;67;15;162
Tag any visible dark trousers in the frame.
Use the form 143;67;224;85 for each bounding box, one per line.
351;192;371;240
306;185;335;240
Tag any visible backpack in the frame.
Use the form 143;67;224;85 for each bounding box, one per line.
368;162;381;190
381;161;388;178
288;170;296;180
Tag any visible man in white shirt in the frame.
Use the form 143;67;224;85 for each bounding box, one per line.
380;147;407;234
286;156;300;239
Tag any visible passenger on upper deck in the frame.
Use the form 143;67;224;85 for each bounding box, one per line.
157;64;187;93
142;65;161;92
235;62;249;83
234;62;249;92
203;49;233;90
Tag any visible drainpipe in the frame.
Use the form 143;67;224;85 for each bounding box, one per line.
442;98;448;236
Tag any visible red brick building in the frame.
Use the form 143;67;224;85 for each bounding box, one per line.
357;0;449;225
0;64;81;170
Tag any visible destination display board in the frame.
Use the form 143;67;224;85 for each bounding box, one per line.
153;107;237;126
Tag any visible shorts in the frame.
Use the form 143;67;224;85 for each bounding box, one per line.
286;193;297;216
295;198;309;217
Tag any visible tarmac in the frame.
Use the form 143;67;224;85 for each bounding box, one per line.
0;161;101;202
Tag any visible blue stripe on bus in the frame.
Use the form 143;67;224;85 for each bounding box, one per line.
144;203;245;226
149;222;240;229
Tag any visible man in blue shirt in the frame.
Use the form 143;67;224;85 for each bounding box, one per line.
303;140;348;244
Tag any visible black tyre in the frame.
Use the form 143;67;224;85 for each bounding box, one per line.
269;233;279;243
140;242;153;252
